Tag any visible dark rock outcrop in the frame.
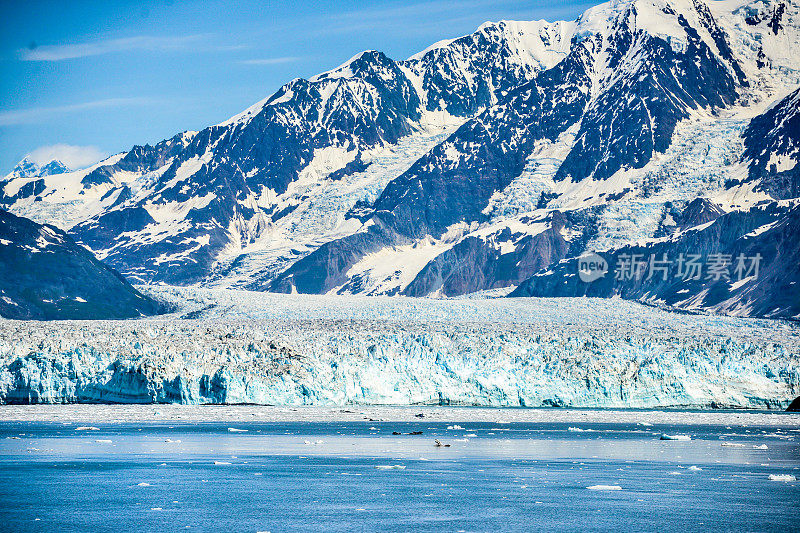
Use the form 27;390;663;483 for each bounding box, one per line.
741;86;800;199
787;396;800;411
0;210;161;320
511;201;800;319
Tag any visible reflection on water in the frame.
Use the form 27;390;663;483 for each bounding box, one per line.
0;419;798;532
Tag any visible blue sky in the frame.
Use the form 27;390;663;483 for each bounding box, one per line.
0;0;594;173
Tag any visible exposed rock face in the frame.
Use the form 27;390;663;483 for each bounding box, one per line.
0;210;161;320
741;86;800;199
403;212;571;297
675;198;726;231
788;396;800;411
511;202;800;319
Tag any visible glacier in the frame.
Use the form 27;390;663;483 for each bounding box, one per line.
1;287;797;407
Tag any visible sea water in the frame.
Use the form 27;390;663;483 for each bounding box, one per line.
0;410;798;532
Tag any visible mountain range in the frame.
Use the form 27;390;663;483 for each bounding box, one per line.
2;0;798;318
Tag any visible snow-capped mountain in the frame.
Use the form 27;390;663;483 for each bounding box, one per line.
0;158;69;207
0;210;160;320
1;0;798;317
6;157;69;180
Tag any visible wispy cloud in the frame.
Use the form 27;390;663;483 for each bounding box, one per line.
318;0;515;33
313;0;592;38
26;144;107;169
19;34;209;61
0;97;157;126
237;56;301;66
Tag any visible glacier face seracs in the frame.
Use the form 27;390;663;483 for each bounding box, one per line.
1;291;797;407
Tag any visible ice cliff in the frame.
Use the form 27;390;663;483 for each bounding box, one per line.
0;291;797;408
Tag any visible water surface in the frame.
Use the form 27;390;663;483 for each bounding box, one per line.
0;413;798;532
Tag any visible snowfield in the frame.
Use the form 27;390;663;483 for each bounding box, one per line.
0;287;797;407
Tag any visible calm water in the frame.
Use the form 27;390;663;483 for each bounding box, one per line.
0;417;798;532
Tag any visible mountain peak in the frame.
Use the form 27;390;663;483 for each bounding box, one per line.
1;0;797;318
10;158;39;178
7;158;70;180
39;160;69;176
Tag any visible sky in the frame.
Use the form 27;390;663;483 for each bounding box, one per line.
0;0;595;174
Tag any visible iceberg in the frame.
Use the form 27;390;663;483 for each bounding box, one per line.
587;485;622;491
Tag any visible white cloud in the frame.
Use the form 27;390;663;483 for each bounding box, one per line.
19;34;208;62
26;144;107;170
0;97;156;126
238;56;300;65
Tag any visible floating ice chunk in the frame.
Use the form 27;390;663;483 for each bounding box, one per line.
75;427;100;431
150;508;163;511
227;428;248;433
660;434;691;441
447;425;464;430
638;422;653;427
768;474;796;482
587;485;622;491
688;466;702;471
753;444;768;450
213;461;232;465
164;439;181;443
137;482;151;487
720;442;745;447
95;439;113;444
465;433;477;437
568;427;594;432
375;465;406;470
369;427;378;430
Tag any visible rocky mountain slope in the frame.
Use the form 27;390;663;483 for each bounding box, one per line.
512;200;800;318
0;210;161;320
1;0;798;317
